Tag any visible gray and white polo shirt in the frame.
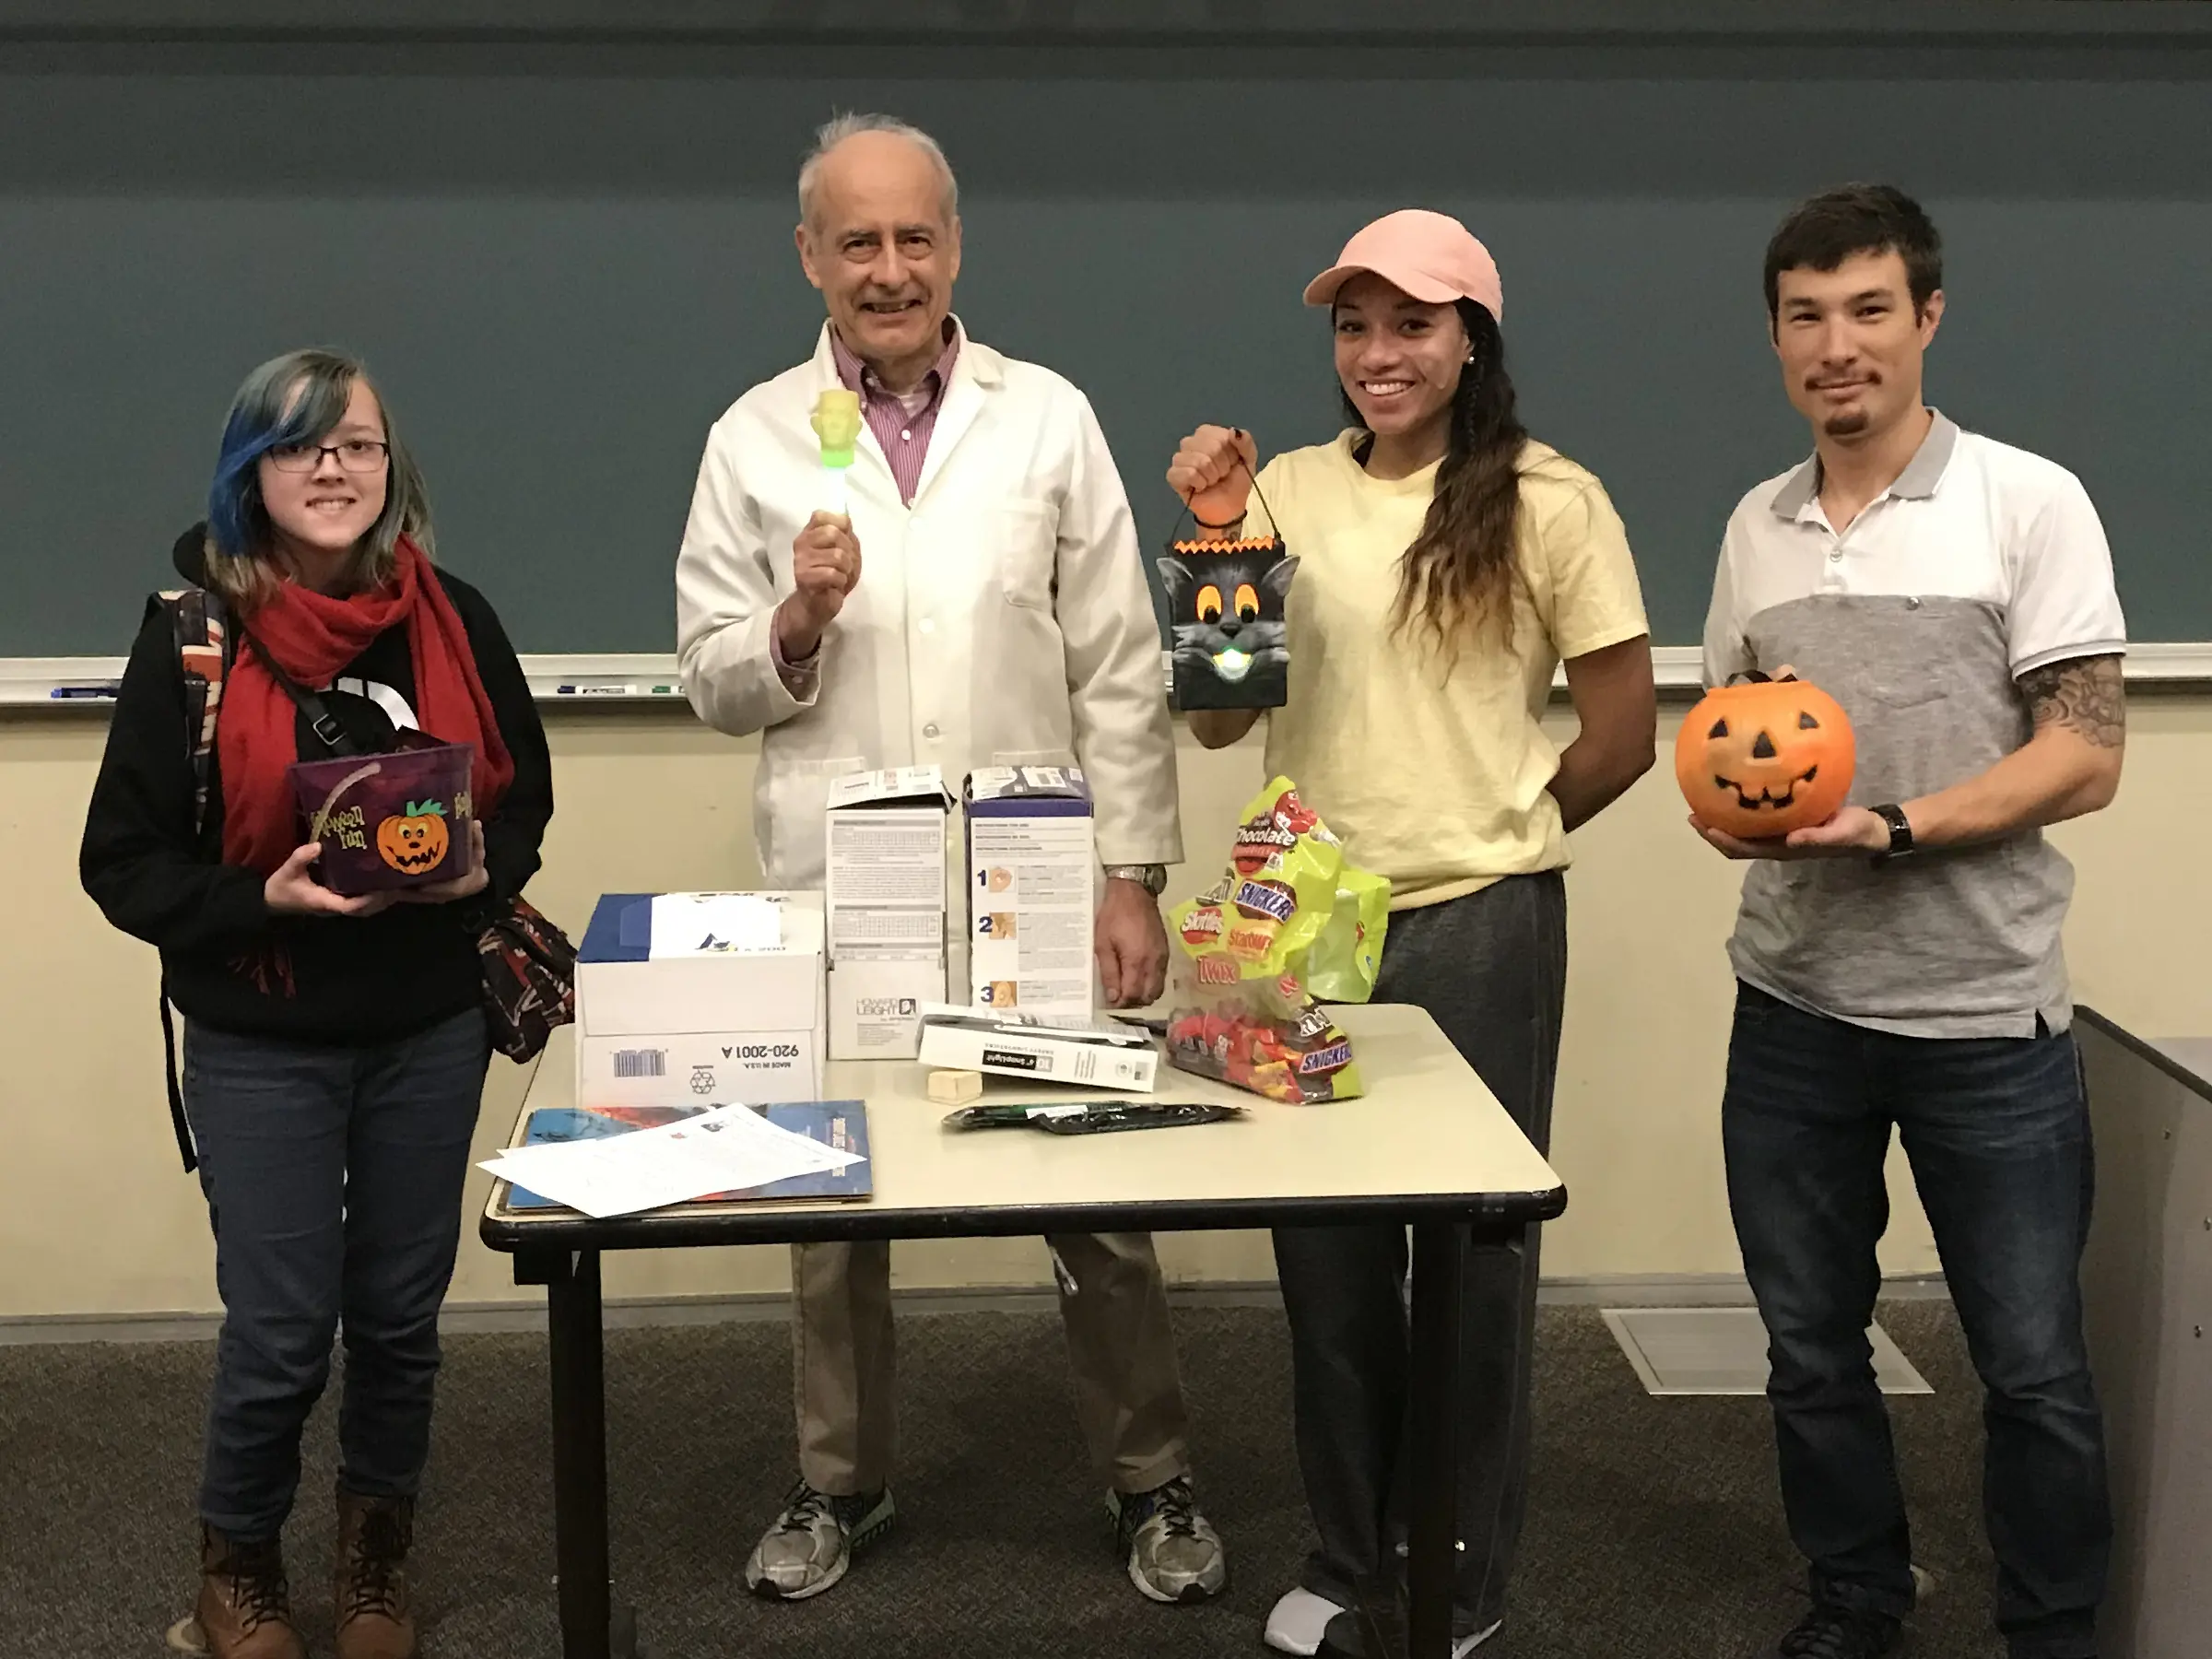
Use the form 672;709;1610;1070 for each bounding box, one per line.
1703;410;2126;1038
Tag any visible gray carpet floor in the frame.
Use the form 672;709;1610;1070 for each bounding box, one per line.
0;1300;2006;1658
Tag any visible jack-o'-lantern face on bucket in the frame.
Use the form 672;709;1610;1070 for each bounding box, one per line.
1675;674;1855;839
376;800;451;874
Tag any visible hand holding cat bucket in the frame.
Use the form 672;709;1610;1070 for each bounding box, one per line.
1159;424;1299;711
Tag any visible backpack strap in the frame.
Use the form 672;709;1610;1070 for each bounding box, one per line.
150;584;236;1173
158;584;233;841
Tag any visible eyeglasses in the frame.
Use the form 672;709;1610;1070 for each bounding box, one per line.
265;439;390;474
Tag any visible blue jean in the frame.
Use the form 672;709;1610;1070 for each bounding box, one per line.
182;1007;489;1539
1723;982;2110;1659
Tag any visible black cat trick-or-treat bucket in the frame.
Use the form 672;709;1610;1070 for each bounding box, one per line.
1156;534;1300;711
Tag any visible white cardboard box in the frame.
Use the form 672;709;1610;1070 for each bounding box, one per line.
574;891;826;1105
964;766;1095;1019
916;1005;1159;1091
577;1030;820;1106
825;767;953;1059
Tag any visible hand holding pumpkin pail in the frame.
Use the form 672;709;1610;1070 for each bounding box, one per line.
288;735;477;895
1675;670;1854;840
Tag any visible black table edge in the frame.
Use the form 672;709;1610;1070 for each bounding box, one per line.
2077;1005;2212;1107
481;1184;1569;1255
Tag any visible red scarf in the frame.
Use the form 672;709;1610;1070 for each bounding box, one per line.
218;537;515;874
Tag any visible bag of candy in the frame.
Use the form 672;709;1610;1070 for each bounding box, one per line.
1163;778;1388;1103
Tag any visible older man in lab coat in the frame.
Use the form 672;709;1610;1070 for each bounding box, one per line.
676;114;1224;1608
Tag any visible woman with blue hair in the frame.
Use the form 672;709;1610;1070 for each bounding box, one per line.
81;348;553;1659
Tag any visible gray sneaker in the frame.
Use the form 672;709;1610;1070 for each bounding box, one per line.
1108;1477;1228;1604
744;1481;894;1601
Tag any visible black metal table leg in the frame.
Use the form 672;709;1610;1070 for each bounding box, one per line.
543;1248;616;1659
1404;1219;1471;1659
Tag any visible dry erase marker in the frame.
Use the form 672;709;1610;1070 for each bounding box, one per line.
553;683;639;696
50;685;119;700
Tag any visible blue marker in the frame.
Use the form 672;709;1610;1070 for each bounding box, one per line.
50;685;119;700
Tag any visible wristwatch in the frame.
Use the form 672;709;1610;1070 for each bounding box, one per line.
1103;864;1168;896
1870;803;1915;864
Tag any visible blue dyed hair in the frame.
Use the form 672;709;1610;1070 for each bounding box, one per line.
203;348;432;607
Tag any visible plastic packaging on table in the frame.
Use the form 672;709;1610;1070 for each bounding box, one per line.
1163;777;1388;1103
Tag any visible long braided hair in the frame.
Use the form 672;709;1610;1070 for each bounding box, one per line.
1343;300;1527;668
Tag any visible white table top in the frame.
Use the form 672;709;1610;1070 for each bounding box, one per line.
481;1004;1565;1250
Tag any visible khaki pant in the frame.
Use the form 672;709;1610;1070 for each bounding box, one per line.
792;1233;1193;1497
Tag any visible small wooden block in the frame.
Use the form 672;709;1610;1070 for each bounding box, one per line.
927;1069;984;1105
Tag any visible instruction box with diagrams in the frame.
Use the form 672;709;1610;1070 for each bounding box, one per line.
964;765;1096;1019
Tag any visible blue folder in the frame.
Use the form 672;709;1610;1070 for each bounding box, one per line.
503;1100;872;1212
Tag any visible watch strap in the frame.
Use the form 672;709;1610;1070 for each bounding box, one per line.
1871;803;1914;860
1103;863;1167;895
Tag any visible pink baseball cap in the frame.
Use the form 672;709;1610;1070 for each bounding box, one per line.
1302;208;1503;323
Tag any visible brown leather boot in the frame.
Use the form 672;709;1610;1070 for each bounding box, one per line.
194;1524;304;1659
334;1487;420;1659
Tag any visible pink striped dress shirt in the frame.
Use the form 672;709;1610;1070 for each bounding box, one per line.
829;320;961;508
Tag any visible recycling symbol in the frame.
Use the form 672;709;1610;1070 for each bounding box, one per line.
689;1065;716;1097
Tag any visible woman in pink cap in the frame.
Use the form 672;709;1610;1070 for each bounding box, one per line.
1168;208;1657;1656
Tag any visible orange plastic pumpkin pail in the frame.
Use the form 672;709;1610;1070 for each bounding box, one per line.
1675;674;1854;840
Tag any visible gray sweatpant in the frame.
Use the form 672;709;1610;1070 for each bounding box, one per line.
1272;870;1567;1637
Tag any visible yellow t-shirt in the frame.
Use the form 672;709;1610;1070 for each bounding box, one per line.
1246;431;1649;910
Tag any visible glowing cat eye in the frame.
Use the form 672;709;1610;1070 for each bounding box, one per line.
1233;582;1259;621
1195;582;1223;623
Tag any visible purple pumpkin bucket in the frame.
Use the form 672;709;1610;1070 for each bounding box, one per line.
288;735;477;896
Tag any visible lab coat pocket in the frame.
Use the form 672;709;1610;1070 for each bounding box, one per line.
994;501;1060;612
759;753;866;888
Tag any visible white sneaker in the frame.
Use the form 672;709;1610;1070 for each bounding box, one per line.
1107;1477;1228;1604
1265;1586;1344;1655
743;1481;894;1601
1264;1587;1500;1658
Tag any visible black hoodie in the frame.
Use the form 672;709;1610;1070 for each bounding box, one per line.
78;528;555;1044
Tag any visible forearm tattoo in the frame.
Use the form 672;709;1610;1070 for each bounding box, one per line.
2018;653;2126;749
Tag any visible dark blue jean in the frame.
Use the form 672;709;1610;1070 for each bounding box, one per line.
182;1007;489;1540
1723;982;2110;1659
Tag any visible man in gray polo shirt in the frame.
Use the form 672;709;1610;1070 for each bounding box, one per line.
1696;184;2126;1659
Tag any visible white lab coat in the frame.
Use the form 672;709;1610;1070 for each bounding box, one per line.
676;321;1182;892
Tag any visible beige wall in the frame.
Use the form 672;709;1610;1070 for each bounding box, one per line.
6;695;2207;1320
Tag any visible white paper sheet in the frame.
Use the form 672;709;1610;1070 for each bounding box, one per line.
648;891;784;957
482;1103;863;1219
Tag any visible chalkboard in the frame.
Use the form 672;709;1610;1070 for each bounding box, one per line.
2;37;2206;655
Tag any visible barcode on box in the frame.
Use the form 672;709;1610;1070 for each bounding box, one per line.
612;1049;667;1078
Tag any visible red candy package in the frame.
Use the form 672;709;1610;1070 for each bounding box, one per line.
1164;778;1388;1103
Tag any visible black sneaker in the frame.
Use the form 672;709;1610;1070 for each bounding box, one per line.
1757;1605;1902;1659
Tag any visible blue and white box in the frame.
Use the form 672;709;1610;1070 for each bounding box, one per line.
575;891;827;1106
963;766;1095;1019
